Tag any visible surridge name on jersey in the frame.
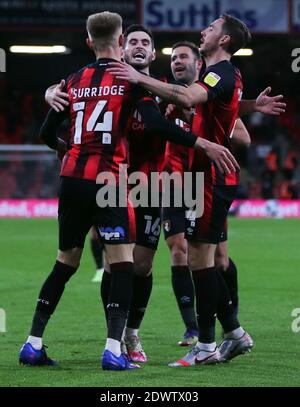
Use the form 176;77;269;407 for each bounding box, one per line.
71;85;125;99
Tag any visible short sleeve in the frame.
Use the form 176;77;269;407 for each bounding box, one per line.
198;61;235;102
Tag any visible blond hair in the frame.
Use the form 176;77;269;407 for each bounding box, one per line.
86;11;122;51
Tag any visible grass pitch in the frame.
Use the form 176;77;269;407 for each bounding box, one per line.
0;218;299;387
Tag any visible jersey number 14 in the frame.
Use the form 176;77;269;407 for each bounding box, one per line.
73;100;113;145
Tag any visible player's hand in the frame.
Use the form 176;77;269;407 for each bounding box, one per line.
56;138;67;162
45;80;69;112
255;87;286;115
165;104;179;119
165;104;194;123
107;61;141;84
195;139;240;175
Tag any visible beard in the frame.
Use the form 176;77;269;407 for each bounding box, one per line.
174;66;197;85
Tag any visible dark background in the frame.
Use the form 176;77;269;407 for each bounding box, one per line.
0;0;299;200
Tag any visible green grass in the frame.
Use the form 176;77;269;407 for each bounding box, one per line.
0;218;300;387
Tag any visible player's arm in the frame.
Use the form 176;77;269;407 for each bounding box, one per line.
231;118;251;147
239;87;286;116
45;79;69;112
39;108;68;157
137;99;239;175
108;61;207;107
138;99;197;147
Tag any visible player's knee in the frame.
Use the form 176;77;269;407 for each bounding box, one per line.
215;254;229;271
171;246;188;266
188;252;199;269
134;258;153;277
167;236;187;265
105;243;134;264
57;248;82;269
188;251;213;270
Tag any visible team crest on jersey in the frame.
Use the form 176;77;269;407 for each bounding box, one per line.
163;220;171;232
204;72;221;87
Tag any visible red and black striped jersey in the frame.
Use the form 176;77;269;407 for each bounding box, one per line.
129;99;166;177
128;78;168;179
128;102;166;178
163;118;194;175
60;58;146;182
192;60;242;185
162;78;197;176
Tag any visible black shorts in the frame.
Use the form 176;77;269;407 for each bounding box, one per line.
161;184;186;239
162;205;186;240
185;184;237;244
58;176;135;250
134;205;161;250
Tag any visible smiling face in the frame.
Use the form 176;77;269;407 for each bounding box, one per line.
171;46;202;85
123;30;155;70
199;17;228;56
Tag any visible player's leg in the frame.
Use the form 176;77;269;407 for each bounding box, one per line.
90;226;105;282
102;242;140;370
124;244;155;363
213;187;252;361
100;255;110;325
169;180;222;366
169;184;252;367
163;206;198;346
19;177;94;366
100;256;130;356
124;206;160;363
98;190;139;370
215;240;239;318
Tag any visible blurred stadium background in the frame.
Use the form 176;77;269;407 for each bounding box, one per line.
1;0;300;387
0;0;300;210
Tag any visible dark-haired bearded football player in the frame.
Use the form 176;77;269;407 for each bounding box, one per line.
162;40;251;348
108;14;286;366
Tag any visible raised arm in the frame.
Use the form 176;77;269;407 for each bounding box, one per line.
108;61;207;108
239;87;286;116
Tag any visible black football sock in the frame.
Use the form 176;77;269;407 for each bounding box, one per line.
30;260;77;337
107;262;134;341
216;269;240;334
192;267;218;343
126;273;153;330
171;266;198;332
30;310;50;338
218;257;239;316
100;270;111;325
90;237;103;270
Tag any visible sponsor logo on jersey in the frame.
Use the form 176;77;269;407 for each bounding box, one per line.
98;226;125;241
